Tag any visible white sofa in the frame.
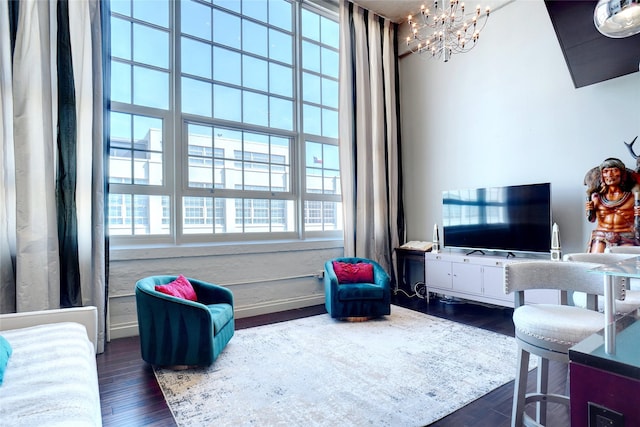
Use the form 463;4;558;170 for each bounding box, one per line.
0;306;102;426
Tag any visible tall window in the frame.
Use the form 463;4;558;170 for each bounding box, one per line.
108;0;341;244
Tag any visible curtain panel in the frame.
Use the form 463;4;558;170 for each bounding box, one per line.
338;0;405;279
0;0;106;353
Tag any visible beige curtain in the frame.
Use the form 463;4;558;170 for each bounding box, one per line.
338;0;404;275
0;0;106;353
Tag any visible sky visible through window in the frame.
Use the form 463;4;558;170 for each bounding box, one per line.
108;0;341;240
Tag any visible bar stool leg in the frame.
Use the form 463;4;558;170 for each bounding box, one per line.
536;357;549;425
512;346;530;427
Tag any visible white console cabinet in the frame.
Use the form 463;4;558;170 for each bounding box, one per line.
425;252;559;308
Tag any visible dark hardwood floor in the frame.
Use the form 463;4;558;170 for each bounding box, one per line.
97;294;570;426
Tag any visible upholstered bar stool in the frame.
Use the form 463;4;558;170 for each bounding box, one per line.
504;260;626;427
564;252;639;314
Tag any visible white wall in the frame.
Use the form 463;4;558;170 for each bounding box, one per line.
399;0;640;255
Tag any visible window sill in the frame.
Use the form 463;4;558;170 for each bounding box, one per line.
109;238;344;261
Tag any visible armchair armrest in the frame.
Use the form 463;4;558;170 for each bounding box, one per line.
372;262;391;288
190;278;234;306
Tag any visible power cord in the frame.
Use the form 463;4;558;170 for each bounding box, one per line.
394;281;428;300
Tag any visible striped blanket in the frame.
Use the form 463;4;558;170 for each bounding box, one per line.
0;322;101;426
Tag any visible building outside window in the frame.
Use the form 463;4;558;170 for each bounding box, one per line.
108;0;342;244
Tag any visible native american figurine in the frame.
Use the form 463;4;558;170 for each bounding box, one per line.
584;151;640;252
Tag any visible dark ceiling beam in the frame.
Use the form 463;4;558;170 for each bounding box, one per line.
544;0;640;88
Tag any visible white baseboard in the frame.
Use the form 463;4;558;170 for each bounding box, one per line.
108;294;326;340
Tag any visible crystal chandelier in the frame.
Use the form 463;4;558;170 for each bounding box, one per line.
406;0;491;62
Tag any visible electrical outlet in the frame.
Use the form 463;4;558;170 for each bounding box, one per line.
588;402;625;427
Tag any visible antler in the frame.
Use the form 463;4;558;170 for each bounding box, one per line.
624;135;639;158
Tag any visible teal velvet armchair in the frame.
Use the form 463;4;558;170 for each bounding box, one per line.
324;257;391;319
135;275;234;367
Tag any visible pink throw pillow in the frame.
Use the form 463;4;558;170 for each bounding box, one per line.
155;275;198;301
332;261;374;284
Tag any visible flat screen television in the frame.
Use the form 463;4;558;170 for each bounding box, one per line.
442;183;552;255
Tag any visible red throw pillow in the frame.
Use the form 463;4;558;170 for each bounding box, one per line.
155;275;198;301
332;261;374;284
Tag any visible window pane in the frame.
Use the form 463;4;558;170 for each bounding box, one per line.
182;77;212;117
109;194;171;236
243;0;267;21
269;97;293;131
109;149;133;184
133;66;169;109
182;0;212;41
237;198;294;232
133;0;169;27
183;196;215;234
110;112;132;146
271;136;289;162
243;91;268;127
133;25;169;69
302;72;320;104
134;116;162;146
214;85;241;121
324;169;340;195
133;116;163;185
111;0;130;17
215;128;242;192
111;17;131;60
213;47;241;85
322;108;338;138
303;104;321;135
213;9;241;49
273;199;294;231
129;195;170;235
270;164;289;191
323;143;339;169
302;40;320;73
268;29;292;64
111;62;131;104
304;200;342;231
108;193;132;235
322;77;338;108
182;37;212;78
321;15;339;48
269;63;292;97
242;20;268;57
306;141;322;167
109;113;164;186
269;0;292;31
134;151;163;185
188;123;213;147
301;8;319;41
321;47;339;77
242;56;268;91
305;140;340;195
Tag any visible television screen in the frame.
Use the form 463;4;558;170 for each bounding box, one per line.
442;183;552;254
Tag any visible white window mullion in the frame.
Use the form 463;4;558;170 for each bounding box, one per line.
108;0;341;246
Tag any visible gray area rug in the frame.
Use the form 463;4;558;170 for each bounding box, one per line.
155;305;533;426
